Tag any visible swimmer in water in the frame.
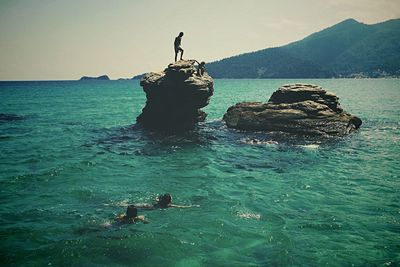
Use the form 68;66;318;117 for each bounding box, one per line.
115;205;148;224
135;193;198;210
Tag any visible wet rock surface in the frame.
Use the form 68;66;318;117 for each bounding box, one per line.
137;60;214;130
223;84;362;137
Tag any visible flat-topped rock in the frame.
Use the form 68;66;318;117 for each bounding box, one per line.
137;60;214;130
223;83;362;137
79;75;110;81
269;83;342;112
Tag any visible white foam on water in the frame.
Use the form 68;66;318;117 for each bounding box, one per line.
237;212;261;220
241;138;279;145
100;220;112;227
103;199;131;207
299;144;320;149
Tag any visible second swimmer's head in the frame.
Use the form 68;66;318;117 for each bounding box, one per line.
157;193;172;207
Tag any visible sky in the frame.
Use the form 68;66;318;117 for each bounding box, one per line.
0;0;399;80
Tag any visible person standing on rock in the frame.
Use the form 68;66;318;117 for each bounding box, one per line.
174;32;184;62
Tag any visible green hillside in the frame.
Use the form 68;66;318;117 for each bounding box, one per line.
206;18;400;78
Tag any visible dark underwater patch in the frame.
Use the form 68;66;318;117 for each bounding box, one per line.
0;113;26;122
89;122;220;156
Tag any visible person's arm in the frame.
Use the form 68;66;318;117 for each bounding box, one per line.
169;204;200;208
132;203;156;210
135;215;149;224
115;214;125;222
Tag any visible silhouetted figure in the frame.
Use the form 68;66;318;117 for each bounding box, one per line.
115;205;148;224
135;193;198;209
194;60;206;76
174;32;184;62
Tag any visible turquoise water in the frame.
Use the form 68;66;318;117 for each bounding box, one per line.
0;79;399;266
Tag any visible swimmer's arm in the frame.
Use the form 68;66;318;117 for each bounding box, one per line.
132;204;156;210
115;214;125;222
136;215;149;224
169;204;200;208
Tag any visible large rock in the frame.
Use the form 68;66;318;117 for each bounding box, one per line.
223;84;362;137
137;60;214;129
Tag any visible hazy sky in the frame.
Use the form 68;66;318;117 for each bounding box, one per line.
0;0;399;80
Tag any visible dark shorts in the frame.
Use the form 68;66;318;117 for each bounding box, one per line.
175;46;183;53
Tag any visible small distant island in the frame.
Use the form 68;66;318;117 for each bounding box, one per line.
79;75;110;81
131;74;145;80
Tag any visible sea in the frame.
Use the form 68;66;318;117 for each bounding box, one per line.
0;79;399;266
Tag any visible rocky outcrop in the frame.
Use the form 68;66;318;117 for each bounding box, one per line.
79;75;110;81
223;84;362;137
137;60;214;129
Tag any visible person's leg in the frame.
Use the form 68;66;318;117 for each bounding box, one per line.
175;51;178;62
180;48;184;60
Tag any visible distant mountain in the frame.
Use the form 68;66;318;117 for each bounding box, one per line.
79;75;110;81
206;18;400;78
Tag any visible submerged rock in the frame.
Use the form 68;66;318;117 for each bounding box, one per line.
137;60;214;130
223;84;362;137
0;113;25;122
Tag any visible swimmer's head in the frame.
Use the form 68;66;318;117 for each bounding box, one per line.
179;32;184;37
157;193;172;207
126;205;138;219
